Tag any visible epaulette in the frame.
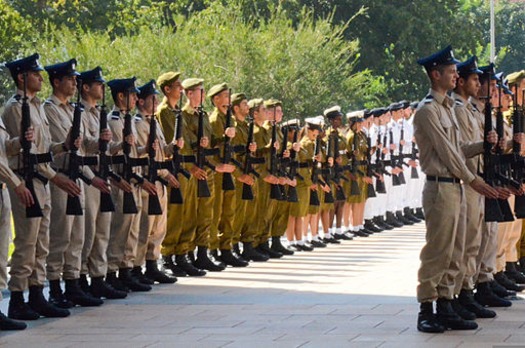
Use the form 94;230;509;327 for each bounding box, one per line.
472;103;480;112
455;99;464;106
134;115;142;122
423;94;434;104
14;94;21;102
44;99;53;105
110;111;120;120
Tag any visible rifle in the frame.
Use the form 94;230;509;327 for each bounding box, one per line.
365;135;376;198
349;130;361;196
196;89;219;198
286;122;302;203
410;141;419;179
397;121;406;184
513;84;525;218
121;93;147;214
169;96;190;204
332;128;347;201
20;72;52;218
66;78;98;216
388;127;401;186
276;124;289;201
98;84;120;212
374;124;389;194
220;89;241;191
309;134;321;206
241;110;260;200
268;108;282;200
146;103;171;215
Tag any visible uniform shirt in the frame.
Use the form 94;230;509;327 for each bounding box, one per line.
0;117;22;188
44;94;95;180
1;91;64;180
413;89;476;183
157;96;178;143
232;115;251;178
297;135;316;187
253;122;273;179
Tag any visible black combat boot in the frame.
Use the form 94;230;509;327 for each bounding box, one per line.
106;271;129;292
494;271;525;292
90;276;128;299
415;207;425;220
241;242;269;262
417;302;445;333
64;279;104;307
131;266;155;285
396;210;414;225
386;211;403;228
194;246;226;272
270;236;294;255
404;207;421;223
505;262;525;284
162;254;187;277
79;274;90;294
145;260;177;283
219;249;249;267
458;289;496;318
8;291;39;321
48;279;74;309
376;215;394;230
451;298;476;320
364;219;382;233
490;279;516;298
118;268;152;291
257;241;283;259
0;310;26;330
28;286;70;318
175;254;207;276
519;257;525;274
475;282;512;307
435;298;478;330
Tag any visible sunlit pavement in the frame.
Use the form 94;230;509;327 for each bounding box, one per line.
1;222;525;347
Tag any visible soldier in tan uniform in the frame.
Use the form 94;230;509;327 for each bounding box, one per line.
414;46;499;333
78;66;129;299
214;92;253;267
106;77;157;292
134;80;177;284
43;59;105;308
452;56;499;318
0;109;34;330
3;54;80;320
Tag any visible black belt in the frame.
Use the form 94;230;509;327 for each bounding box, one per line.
426;175;461;184
297;162;310;168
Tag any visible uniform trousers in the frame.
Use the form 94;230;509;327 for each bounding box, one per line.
0;187;12;293
161;175;189;256
213;173;237;250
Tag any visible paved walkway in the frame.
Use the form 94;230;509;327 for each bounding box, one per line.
1;222;525;347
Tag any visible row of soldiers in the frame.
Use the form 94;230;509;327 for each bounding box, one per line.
0;53;430;330
414;46;525;333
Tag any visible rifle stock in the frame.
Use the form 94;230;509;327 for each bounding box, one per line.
98;84;117;212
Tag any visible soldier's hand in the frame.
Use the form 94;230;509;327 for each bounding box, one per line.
248;142;257;153
389;143;396;151
237;174;254;186
496;187;512;200
310;184;318;191
382;147;388;154
110;177;133;193
273;141;279;150
487;130;498;145
328;157;334;166
216;163;236;173
321;183;331;192
514;132;525;144
497;137;506;150
91;177;111;194
125;134;135;146
314;153;322;162
292;142;301;152
364;176;374;185
283;149;290;158
175;137;184;149
408;159;417;168
400;139;406;146
100;129;112;142
190;165;207;180
14;183;34;207
166;173;180;188
277;177;287;185
469;177;499;199
141;179;158;196
263;174;279;185
24;127;34;143
200;136;209;148
224;127;236;138
51;173;81;197
152;139;160;151
288;178;297;187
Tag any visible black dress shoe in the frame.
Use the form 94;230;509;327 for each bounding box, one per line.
175;254;207;276
310;239;327;248
386;211;403;228
353;229;370;237
415;207;425;220
220;249;249;267
287;244;302;252
458;289;496;318
417;302;445;333
0;311;26;330
271;237;294;255
374;216;394;230
335;232;354;240
396;210;414;225
436;298;478;330
162;255;187;277
323;236;341;244
297;243;313;252
364;220;382;233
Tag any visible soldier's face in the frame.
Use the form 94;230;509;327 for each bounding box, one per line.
461;74;480;98
84;81;103;100
55;75;77;98
501;93;511;111
128;92;138;110
308;128;319;140
275;106;283;123
213;90;230;113
330;115;342;128
166;80;182;101
21;71;43;93
187;87;205;108
238;100;249;117
142;94;158;114
436;65;458;90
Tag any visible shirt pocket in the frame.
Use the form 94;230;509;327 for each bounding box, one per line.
439;112;453;133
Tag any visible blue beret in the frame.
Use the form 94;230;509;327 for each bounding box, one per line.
107;77;140;94
370;107;387;117
388;102;403;112
4;53;44;79
479;63;497;81
457;56;482;77
80;66;105;83
138;79;160;100
417;45;460;70
44;58;80;78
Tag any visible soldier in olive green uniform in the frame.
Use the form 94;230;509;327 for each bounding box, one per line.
218;93;254;267
134;80;178;284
